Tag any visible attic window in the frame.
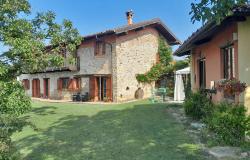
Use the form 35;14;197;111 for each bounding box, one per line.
95;41;106;56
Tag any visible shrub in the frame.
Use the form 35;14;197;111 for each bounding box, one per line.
184;91;213;120
205;103;250;146
0;81;31;160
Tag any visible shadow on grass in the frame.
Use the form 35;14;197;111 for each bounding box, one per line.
16;103;207;160
31;106;57;115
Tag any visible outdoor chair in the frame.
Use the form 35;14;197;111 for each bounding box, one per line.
149;88;167;103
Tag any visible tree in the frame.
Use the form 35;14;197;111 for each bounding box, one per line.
190;0;249;24
0;0;81;159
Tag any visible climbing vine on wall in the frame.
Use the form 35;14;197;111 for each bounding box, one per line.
136;37;173;83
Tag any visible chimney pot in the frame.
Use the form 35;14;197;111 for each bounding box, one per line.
126;10;134;25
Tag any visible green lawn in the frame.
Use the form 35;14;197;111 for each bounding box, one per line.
13;100;208;160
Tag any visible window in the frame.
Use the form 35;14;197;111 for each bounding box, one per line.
22;79;30;90
222;46;235;79
95;41;106;56
198;58;206;88
61;78;70;89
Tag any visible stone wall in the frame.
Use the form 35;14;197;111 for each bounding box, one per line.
113;27;159;102
77;40;113;75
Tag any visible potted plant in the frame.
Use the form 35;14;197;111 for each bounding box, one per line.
217;78;246;103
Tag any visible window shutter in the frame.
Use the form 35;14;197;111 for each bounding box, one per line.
32;79;35;96
72;78;77;91
67;78;79;91
89;76;97;100
37;79;40;97
68;79;73;90
27;80;30;90
75;78;81;89
106;76;112;101
231;48;235;78
94;42;98;56
102;43;106;55
57;78;62;90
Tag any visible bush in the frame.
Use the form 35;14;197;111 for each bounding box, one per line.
0;81;31;160
184;91;213;120
205;103;250;146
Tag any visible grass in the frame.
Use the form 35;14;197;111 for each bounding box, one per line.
13;100;208;160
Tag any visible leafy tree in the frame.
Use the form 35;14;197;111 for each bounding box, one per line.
0;0;81;159
173;58;189;71
190;0;249;23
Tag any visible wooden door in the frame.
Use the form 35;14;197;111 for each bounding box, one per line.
32;79;40;97
89;76;98;101
106;76;112;101
43;78;50;98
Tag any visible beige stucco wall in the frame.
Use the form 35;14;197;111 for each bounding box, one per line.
19;72;77;99
238;16;250;114
113;27;159;102
20;72;90;100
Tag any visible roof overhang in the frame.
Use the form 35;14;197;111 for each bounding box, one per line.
83;18;181;45
174;5;250;57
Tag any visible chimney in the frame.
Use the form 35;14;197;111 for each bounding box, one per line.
126;10;134;25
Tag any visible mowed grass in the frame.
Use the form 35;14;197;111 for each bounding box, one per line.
12;100;208;160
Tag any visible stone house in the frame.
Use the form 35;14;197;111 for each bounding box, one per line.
174;5;250;113
19;11;180;102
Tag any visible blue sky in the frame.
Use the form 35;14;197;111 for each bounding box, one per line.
1;0;202;59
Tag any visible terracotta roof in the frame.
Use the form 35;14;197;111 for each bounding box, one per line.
174;4;250;56
84;18;181;45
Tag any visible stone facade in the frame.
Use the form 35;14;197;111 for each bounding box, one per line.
19;26;167;102
113;27;159;101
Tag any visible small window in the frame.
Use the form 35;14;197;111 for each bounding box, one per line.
222;46;235;79
95;41;106;56
22;79;30;90
61;78;70;89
